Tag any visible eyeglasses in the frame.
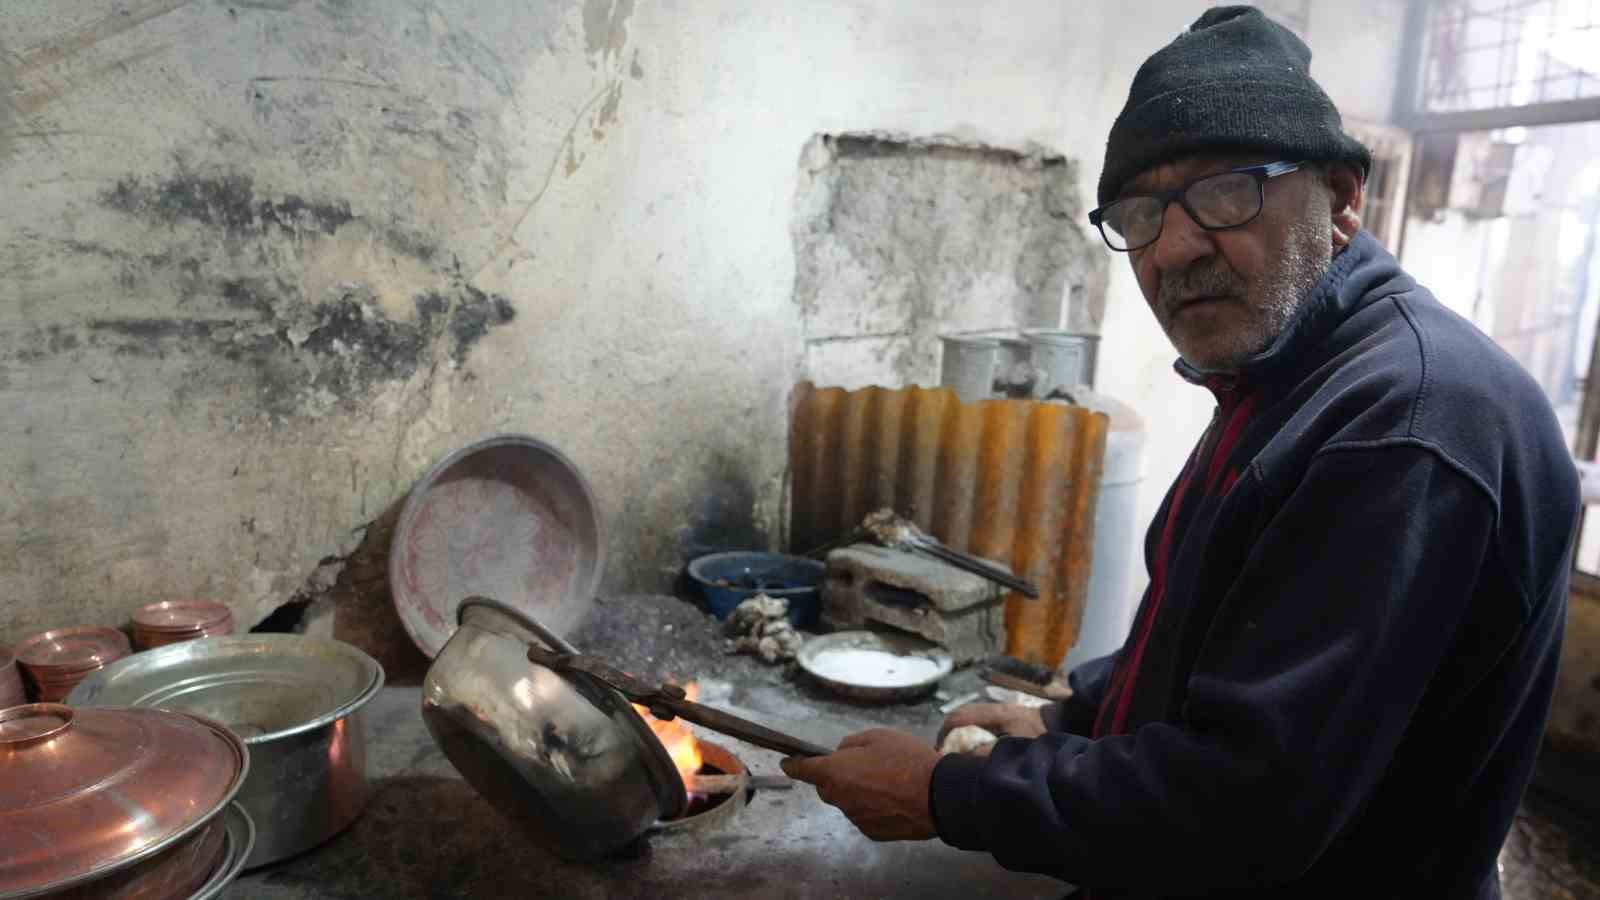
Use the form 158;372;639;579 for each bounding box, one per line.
1088;161;1306;252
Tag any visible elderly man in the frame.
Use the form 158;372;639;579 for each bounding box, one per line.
783;6;1580;898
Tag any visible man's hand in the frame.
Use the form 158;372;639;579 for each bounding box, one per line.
780;729;940;841
936;702;1047;745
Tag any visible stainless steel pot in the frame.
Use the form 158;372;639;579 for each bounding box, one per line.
422;598;687;861
66;635;384;868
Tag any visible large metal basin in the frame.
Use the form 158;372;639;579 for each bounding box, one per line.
66;635;384;868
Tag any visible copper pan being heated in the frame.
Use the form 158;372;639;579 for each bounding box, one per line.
408;437;825;860
423;599;828;862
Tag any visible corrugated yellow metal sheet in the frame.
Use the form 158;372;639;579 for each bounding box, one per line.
790;382;1108;667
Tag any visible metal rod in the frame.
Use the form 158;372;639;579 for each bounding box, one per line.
938;691;983;715
659;695;833;759
527;644;833;758
684;774;795;794
912;541;1040;598
979;669;1072;701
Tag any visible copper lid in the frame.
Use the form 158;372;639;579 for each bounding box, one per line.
0;703;248;896
130;600;232;633
14;626;131;674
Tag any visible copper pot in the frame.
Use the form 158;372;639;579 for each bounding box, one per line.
0;703;249;900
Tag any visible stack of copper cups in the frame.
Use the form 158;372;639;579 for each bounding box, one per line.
130;600;235;651
14;626;133;701
0;644;24;707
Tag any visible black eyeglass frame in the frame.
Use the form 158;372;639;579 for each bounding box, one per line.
1087;160;1307;252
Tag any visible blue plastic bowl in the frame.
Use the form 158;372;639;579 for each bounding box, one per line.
686;551;825;629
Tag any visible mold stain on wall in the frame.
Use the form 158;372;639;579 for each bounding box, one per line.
0;0;660;650
103;171;358;238
2;167;518;423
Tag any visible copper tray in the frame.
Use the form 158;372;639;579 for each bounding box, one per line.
132;600;233;633
14;626;130;675
390;435;603;658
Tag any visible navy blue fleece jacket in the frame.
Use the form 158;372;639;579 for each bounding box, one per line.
929;231;1579;898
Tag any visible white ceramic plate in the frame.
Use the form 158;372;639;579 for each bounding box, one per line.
796;630;953;701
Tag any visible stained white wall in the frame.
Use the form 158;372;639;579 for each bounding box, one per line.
0;0;1409;645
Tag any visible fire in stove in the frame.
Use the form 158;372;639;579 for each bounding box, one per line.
632;683;752;825
632;681;705;785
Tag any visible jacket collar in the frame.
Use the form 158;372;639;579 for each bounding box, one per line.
1174;230;1389;394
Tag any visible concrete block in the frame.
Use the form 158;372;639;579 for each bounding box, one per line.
823;544;1005;665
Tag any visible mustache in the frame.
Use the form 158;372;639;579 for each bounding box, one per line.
1157;262;1248;317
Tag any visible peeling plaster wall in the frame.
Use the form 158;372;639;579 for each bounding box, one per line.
1;0;1408;649
794;134;1104;390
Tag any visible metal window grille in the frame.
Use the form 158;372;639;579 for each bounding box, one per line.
1423;0;1600;113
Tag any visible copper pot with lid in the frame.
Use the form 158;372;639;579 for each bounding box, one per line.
0;703;250;900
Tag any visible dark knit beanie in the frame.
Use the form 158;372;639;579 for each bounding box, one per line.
1097;5;1372;205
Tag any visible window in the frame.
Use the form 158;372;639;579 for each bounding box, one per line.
1403;121;1600;447
1402;1;1600;585
1422;0;1600;114
1345;120;1414;251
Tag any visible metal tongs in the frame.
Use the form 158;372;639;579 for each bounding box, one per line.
526;643;832;759
806;509;1040;598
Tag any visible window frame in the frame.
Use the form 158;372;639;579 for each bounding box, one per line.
1394;0;1600;586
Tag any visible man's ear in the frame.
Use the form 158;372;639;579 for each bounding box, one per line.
1327;164;1365;250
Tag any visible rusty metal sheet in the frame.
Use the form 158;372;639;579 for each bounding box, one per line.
790;383;1108;667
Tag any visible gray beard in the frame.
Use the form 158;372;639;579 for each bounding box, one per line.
1157;214;1333;372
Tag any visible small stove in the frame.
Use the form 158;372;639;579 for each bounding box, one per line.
656;739;750;832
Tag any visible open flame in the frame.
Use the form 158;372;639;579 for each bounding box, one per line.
633;681;703;785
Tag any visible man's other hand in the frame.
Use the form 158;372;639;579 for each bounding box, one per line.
780;729;940;842
936;702;1047;745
